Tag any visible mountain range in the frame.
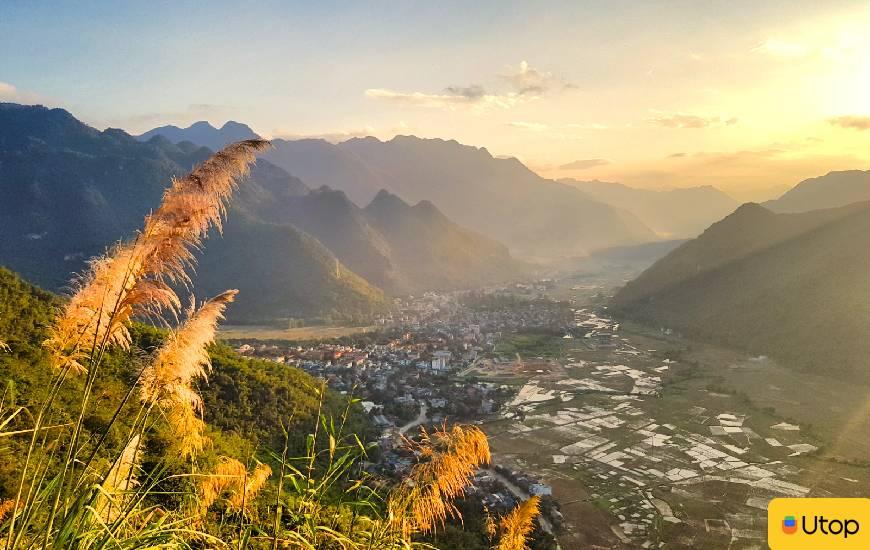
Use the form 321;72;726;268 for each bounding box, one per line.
0;103;523;323
611;200;870;378
562;179;739;238
262;136;657;259
763;169;870;213
143;122;661;258
137;120;259;151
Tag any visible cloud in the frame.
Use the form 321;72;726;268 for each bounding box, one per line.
828;115;870;130
668;152;687;158
365;87;523;111
648;111;739;129
501;60;572;95
0;81;41;103
443;85;487;100
559;158;611;170
365;61;571;112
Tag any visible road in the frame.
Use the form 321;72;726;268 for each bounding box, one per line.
398;403;429;435
488;468;559;544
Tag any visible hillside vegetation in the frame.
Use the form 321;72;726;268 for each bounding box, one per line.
0;140;539;549
612;201;870;378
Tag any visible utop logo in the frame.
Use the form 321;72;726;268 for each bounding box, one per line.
782;515;797;534
768;498;869;548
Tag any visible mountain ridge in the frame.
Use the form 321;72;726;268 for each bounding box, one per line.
611;199;870;378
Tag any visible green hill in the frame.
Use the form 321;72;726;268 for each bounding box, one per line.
194;211;387;324
0;103;386;322
0;266;369;492
611;201;870;379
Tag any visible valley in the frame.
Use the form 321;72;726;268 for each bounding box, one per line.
475;278;870;548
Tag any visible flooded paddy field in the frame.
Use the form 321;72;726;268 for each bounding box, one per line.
471;296;870;549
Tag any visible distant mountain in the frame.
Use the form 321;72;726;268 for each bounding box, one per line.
2;104;525;321
236;178;525;293
0;103;385;322
764;170;870;213
611;200;870;378
563;179;739;238
263;136;657;258
194;210;386;324
364;190;524;292
137;120;259;151
262;139;389;206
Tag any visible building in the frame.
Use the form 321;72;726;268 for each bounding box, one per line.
430;350;452;372
529;483;553;496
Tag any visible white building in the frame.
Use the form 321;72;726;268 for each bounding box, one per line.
430;350;452;372
529;483;553;496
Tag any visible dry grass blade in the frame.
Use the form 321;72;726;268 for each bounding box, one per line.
229;462;272;514
140;290;237;459
44;139;269;374
96;435;142;522
198;456;247;513
389;424;490;536
497;496;540;550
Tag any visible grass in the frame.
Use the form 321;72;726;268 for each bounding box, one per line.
493;334;566;359
0;141;541;549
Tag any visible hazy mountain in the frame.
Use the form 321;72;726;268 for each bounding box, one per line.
263;138;390;206
611;200;870;377
764;170;870;213
264;136;657;258
137;120;259;151
3;104;525;320
237;178;525;293
563;179;739;238
364;190;525;292
0;103;385;322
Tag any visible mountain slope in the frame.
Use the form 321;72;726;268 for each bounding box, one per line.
263;138;389;206
137;120;259;151
611;200;870;377
564;179;738;238
194;210;386;323
264;135;657;258
364;190;525;291
0;267;370;491
137;125;528;290
0;103;385;322
764;170;870;213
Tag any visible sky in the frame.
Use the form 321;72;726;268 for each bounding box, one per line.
2;0;869;201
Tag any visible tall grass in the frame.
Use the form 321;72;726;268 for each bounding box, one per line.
0;140;541;549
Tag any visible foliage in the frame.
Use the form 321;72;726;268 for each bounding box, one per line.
0;142;527;550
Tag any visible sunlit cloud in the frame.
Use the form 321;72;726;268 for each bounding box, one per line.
0;81;41;103
559;158;611;170
365;61;572;112
501;60;574;95
648;111;739;129
828;115;870;131
364;87;524;111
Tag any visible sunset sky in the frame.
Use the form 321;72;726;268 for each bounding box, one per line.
2;0;869;200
